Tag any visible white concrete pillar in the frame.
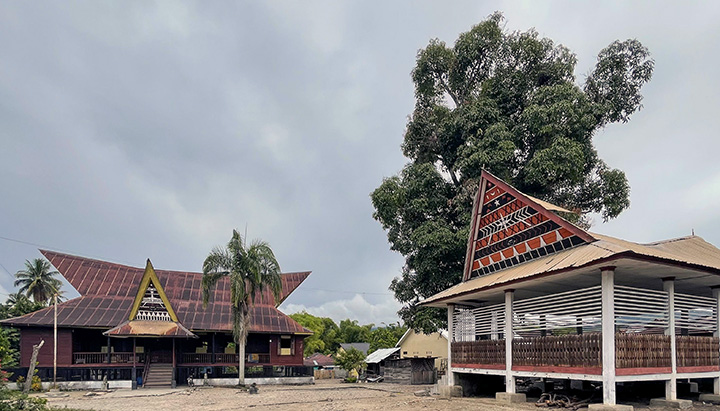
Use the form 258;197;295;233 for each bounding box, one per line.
505;290;515;393
601;267;616;406
713;287;720;395
664;277;677;400
491;310;499;341
447;303;455;386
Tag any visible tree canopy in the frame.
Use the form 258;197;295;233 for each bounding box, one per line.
14;259;62;304
202;229;283;384
371;12;653;333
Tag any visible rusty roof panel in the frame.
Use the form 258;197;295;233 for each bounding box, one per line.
1;251;312;335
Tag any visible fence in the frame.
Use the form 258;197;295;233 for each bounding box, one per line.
512;333;601;367
451;340;505;365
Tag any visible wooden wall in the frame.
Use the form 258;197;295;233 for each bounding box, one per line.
20;327;73;367
269;335;304;366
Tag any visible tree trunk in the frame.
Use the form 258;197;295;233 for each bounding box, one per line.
238;335;245;385
24;340;44;393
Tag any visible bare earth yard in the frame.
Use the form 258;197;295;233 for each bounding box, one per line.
39;380;720;410
41;379;535;411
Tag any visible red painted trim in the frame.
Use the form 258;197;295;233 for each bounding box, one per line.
463;178;488;282
452;363;505;370
512;365;602;375
677;366;720;373
616;367;671;376
479;170;596;244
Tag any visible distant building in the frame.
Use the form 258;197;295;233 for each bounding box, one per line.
1;251;314;389
338;342;370;356
396;329;448;372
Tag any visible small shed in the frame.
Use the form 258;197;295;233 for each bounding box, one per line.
364;347;400;377
384;357;436;385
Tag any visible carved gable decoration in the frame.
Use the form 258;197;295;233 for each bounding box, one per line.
128;260;178;322
463;171;595;281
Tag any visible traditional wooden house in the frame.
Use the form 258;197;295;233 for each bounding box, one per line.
422;171;720;409
1;251;313;389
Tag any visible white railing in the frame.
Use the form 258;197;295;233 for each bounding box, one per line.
513;285;602;336
614;285;669;333
452;303;505;341
674;291;716;334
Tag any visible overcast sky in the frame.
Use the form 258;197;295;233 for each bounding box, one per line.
1;1;719;326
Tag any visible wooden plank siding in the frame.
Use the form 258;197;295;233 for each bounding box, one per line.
20;327;73;367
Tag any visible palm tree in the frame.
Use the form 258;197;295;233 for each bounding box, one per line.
202;230;283;385
14;259;62;304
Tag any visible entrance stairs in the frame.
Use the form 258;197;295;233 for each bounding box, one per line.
143;363;173;388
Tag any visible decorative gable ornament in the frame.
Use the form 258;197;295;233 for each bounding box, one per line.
128;259;179;322
463;171;596;281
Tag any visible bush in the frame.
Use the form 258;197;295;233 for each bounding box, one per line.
15;375;42;392
0;389;48;411
344;377;357;383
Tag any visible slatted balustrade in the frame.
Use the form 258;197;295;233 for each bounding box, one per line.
512;333;601;367
676;336;720;367
451;340;505;366
73;352;144;364
615;334;671;368
179;353;270;364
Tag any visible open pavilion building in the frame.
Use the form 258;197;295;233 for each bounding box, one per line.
1;251;313;389
423;171;720;409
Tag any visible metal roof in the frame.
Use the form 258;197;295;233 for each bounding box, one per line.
365;347;400;364
104;320;197;338
1;251;313;335
422;233;720;307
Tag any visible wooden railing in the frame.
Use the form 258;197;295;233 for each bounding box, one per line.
676;335;720;367
73;352;144;364
451;340;505;365
179;353;271;364
513;333;601;367
616;333;671;368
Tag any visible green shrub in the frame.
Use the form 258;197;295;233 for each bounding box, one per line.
0;389;48;411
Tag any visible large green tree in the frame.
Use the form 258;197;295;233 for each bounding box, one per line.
14;259;62;304
289;311;340;356
202;230;283;385
371;13;653;332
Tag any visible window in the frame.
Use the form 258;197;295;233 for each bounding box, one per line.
280;336;292;356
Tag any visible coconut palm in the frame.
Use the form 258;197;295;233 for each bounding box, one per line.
201;230;282;385
14;259;62;304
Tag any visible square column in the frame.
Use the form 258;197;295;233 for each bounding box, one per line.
601;267;616;406
713;287;720;395
663;277;677;400
447;303;455;386
504;289;515;393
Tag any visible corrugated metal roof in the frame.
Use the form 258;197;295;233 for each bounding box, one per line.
365;347;400;364
104;320;197;338
1;251;312;335
422;234;720;306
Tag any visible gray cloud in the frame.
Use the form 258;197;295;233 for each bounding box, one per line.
1;1;719;325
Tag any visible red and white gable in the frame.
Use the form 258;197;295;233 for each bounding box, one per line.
463;171;595;281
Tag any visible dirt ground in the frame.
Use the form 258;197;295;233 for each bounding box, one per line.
39;379;720;410
40;379;535;411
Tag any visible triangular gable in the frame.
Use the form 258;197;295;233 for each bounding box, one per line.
128;259;178;322
463;170;596;281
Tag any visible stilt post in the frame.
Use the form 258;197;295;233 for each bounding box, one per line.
600;267;616;406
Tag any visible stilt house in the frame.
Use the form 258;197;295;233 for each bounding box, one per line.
422;171;720;407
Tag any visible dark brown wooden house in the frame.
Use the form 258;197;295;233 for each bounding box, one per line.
1;250;313;388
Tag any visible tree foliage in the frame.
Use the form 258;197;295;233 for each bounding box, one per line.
14;259;62;304
289;312;407;356
289;311;339;356
334;347;366;376
201;229;283;384
0;293;48;367
371;12;653;332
